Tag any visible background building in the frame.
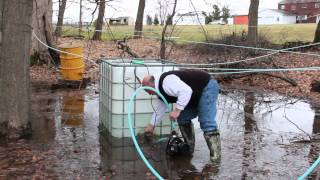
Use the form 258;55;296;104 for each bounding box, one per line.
278;0;320;23
233;15;249;25
258;9;296;24
233;9;297;25
175;12;206;25
106;16;135;25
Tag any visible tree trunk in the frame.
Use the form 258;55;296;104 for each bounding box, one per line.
79;0;83;36
314;20;320;42
32;0;59;66
54;0;67;37
0;0;33;139
92;0;105;41
248;0;259;44
133;0;145;39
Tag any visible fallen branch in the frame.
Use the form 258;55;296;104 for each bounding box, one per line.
284;115;312;140
291;138;320;143
260;73;297;86
117;39;139;58
215;65;297;86
216;74;252;83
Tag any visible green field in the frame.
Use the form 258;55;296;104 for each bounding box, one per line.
61;24;317;44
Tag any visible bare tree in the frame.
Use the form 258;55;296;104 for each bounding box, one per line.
133;0;145;39
248;0;259;44
157;0;169;26
54;0;67;37
92;0;105;40
160;0;177;59
314;19;320;42
0;0;33;139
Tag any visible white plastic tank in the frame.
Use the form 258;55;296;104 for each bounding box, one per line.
99;59;178;138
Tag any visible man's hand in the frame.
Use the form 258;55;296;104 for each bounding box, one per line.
169;108;182;121
144;123;155;134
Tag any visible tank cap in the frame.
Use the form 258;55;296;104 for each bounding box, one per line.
131;59;145;65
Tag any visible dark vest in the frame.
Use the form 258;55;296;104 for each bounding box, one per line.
158;70;210;108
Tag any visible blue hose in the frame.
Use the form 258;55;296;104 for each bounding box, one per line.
298;156;320;180
128;86;171;180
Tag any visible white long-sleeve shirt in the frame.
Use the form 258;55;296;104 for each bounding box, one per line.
150;73;193;126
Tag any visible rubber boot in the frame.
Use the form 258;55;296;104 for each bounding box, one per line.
179;122;195;156
204;130;221;162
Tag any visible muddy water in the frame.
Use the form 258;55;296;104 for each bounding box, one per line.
27;84;320;179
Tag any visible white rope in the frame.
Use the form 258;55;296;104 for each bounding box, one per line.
209;67;320;75
184;66;320;71
32;31;96;65
54;26;320;58
140;34;320;57
33;29;320;76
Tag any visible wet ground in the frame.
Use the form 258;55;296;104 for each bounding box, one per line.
0;83;319;179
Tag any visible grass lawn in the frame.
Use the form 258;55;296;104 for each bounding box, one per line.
61;23;317;44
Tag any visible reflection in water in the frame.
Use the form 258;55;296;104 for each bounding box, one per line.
312;106;320;135
61;96;84;128
30;91;56;142
58;93;85;140
53;90;101;178
308;105;320;179
28;85;320;179
99;135;169;179
241;92;258;179
99;134;220;180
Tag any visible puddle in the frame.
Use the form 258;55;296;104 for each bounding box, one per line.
5;84;319;179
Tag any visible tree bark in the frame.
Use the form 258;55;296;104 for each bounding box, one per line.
0;0;3;45
133;0;145;39
32;0;59;66
92;0;105;41
314;19;320;42
54;0;67;37
0;0;33;139
248;0;259;44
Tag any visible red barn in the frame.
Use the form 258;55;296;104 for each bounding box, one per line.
278;0;320;23
233;15;249;25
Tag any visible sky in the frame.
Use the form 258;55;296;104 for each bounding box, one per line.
53;0;281;23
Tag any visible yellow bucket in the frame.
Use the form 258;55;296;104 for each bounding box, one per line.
59;43;84;80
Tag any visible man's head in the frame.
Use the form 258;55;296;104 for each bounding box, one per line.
142;75;156;95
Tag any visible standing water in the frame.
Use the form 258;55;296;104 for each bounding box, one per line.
1;83;318;179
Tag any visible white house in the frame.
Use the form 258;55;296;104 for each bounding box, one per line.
106;16;135;26
258;9;296;25
175;12;206;25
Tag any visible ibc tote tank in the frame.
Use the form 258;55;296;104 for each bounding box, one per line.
99;59;178;138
